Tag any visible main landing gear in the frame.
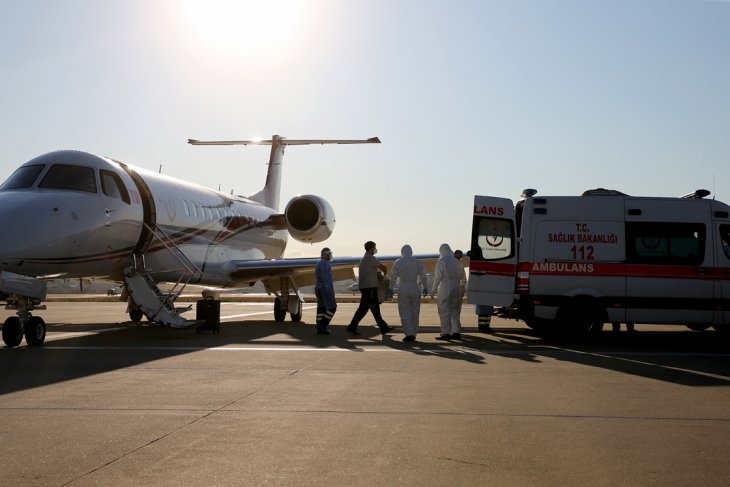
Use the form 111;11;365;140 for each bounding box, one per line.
2;295;47;347
274;296;303;322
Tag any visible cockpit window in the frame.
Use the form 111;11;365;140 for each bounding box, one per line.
101;170;130;204
38;164;97;193
0;164;45;190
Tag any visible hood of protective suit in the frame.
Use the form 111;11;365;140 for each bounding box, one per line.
400;245;413;258
439;243;453;257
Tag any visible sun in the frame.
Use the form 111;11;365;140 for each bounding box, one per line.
181;0;302;57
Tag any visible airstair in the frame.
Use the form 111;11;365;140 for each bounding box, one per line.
123;223;202;328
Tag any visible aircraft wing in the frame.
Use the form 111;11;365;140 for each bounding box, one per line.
227;254;442;289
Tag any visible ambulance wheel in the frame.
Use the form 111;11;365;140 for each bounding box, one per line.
525;318;550;332
25;316;46;347
686;324;710;332
3;317;23;348
274;297;286;322
290;311;302;322
558;301;605;335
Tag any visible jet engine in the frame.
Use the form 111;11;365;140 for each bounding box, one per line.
284;194;335;243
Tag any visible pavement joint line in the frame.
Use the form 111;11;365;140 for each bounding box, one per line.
2;406;727;423
19;345;730;358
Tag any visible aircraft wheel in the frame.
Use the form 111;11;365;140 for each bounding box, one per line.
2;317;23;348
290;311;302;322
273;297;286;322
686;324;710;332
25;316;46;347
129;309;144;322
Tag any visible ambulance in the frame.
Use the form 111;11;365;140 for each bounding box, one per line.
466;188;730;333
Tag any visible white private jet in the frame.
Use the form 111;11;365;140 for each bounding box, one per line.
0;135;435;348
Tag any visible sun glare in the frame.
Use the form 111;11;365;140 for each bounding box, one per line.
182;0;302;57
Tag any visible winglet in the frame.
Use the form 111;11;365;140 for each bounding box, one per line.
367;137;381;143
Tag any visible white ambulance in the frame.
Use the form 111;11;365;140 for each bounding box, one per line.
467;188;730;333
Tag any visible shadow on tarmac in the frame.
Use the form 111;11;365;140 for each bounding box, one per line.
1;319;729;396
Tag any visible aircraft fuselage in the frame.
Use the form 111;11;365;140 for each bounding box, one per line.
0;150;288;285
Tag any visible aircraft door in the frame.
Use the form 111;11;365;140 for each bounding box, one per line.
99;169;144;250
467;196;517;307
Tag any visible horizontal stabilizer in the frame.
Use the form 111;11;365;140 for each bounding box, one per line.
188;137;381;146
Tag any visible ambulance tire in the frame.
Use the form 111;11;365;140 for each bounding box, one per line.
558;301;605;336
524;318;550;332
686;324;710;332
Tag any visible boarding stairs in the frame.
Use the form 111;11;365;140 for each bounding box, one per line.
123;223;203;329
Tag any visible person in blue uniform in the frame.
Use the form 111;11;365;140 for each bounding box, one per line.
315;247;337;335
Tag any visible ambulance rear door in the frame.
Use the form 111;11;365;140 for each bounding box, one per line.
715;214;730;326
467;196;517;307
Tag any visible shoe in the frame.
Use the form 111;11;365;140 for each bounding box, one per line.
402;335;416;342
435;334;451;340
346;328;360;336
450;333;461;340
380;326;394;334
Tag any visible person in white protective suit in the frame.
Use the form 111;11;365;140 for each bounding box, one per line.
389;245;428;342
431;243;467;340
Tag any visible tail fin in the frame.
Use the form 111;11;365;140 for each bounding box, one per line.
188;135;381;212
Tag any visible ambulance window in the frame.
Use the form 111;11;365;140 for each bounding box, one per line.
626;222;704;265
720;225;730;259
471;217;514;261
100;170;130;204
0;164;44;190
39;165;97;193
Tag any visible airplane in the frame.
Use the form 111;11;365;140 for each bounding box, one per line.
0;135;440;348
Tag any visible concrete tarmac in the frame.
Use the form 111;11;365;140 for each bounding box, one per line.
1;299;729;486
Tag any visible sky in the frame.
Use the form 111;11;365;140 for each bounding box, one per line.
1;0;728;259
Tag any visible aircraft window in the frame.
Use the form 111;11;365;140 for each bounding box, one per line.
39;164;97;193
0;164;45;190
215;208;221;219
183;200;190;217
206;207;212;220
100;170;130;204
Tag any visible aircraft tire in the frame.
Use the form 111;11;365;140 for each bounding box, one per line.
25;316;46;347
274;298;286;322
290;311;302;322
129;309;144;322
2;317;23;348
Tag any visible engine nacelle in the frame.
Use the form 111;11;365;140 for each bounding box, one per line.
284;194;335;243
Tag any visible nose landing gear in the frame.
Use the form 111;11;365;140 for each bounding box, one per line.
2;296;47;347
